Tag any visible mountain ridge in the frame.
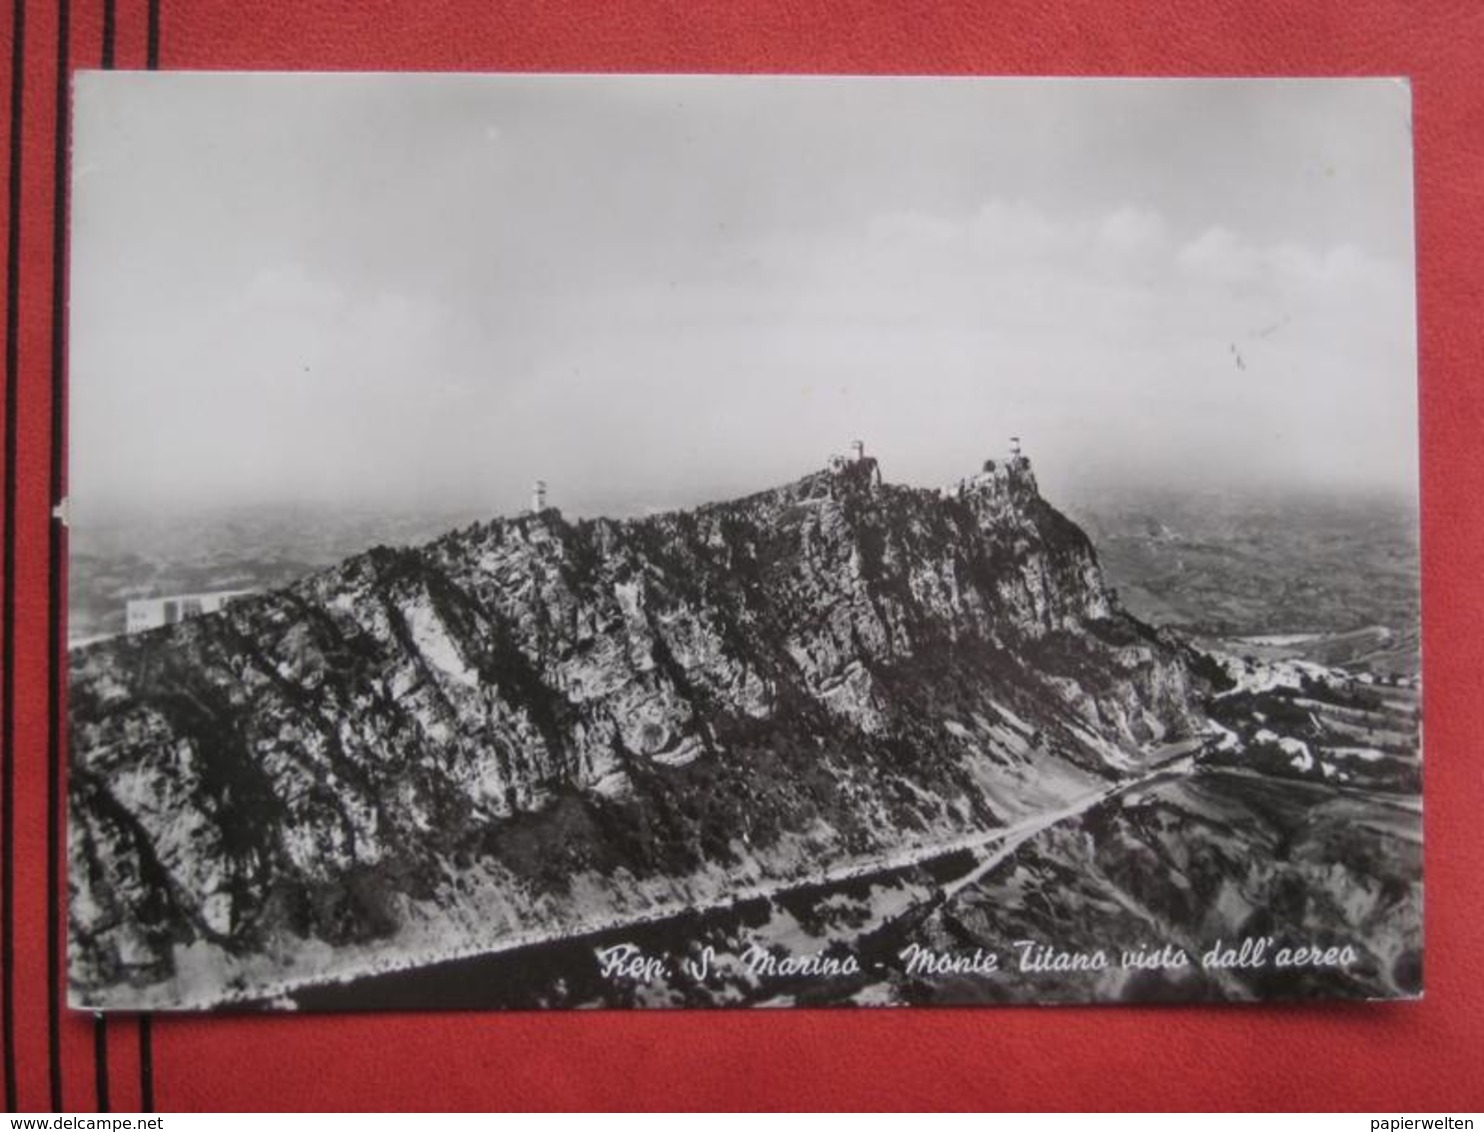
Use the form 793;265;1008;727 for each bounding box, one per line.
69;451;1212;1008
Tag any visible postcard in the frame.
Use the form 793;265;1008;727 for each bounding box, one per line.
66;73;1420;1010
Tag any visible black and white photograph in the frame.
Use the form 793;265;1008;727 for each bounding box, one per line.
65;73;1421;1012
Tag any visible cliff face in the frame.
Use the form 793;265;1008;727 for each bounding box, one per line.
68;455;1206;1007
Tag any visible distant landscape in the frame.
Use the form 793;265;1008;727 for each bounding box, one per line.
67;503;489;644
1072;491;1419;675
73;487;1421;673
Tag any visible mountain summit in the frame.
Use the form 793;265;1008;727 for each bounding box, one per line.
69;451;1209;1007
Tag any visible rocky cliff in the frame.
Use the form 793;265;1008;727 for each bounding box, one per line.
68;454;1209;1008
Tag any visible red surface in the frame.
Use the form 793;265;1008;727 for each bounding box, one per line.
3;0;1483;1113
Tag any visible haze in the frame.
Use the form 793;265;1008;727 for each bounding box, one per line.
69;73;1418;523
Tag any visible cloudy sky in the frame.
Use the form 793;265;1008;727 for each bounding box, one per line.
69;73;1417;521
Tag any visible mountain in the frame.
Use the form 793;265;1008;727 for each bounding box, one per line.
68;453;1217;1007
70;453;1419;1010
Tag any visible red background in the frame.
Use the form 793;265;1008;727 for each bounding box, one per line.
3;0;1483;1113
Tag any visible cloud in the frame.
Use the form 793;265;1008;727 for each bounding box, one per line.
71;260;465;511
704;196;1416;497
1176;225;1259;284
1097;206;1169;256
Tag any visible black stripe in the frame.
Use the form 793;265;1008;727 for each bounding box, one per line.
47;0;70;1113
91;1016;107;1113
101;0;114;70
145;0;159;70
88;1;115;1109
2;0;25;1115
137;1017;153;1113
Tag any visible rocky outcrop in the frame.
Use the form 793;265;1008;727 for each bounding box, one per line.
69;454;1208;1007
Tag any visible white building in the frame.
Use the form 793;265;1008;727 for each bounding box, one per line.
125;589;254;634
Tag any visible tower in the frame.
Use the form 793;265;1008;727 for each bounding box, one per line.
1010;436;1022;458
531;479;547;512
850;439;865;462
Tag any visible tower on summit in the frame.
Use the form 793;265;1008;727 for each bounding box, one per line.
1010;436;1022;458
826;439;881;487
531;479;547;512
